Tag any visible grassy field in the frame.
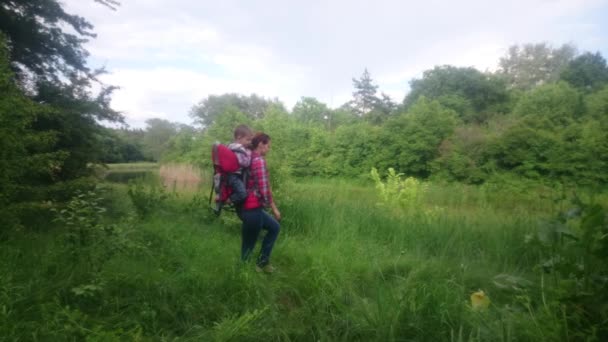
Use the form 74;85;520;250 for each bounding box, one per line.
0;176;606;341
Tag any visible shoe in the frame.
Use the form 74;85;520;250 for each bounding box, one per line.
255;264;275;274
212;203;222;216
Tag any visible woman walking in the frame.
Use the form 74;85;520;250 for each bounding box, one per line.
238;132;281;273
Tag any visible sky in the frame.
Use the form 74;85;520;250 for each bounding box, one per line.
64;0;608;128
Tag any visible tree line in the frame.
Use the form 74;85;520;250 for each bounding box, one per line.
161;44;608;187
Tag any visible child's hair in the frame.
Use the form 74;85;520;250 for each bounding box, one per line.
251;132;271;149
234;124;253;140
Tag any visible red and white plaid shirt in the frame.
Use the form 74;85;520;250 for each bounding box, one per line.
243;152;273;209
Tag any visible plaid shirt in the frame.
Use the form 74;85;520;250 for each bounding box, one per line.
245;152;273;208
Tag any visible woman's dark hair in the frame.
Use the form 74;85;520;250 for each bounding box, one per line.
251;132;271;149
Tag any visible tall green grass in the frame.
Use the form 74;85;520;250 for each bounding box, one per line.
0;178;597;340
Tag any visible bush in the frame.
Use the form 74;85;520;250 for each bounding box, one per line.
370;167;427;210
127;180;169;219
525;200;608;339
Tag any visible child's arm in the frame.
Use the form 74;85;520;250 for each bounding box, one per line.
235;149;251;168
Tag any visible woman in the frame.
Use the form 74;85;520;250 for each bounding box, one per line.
238;132;281;273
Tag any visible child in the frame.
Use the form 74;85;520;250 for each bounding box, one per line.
226;124;253;204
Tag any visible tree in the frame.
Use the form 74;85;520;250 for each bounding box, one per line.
560;52;608;92
379;97;458;177
98;127;147;163
350;69;395;124
498;43;576;90
586;86;608;123
351;68;379;116
486;122;560;179
163;125;199;163
379;93;397;113
332;122;381;177
365;93;397;125
404;65;509;123
116;128;147;161
433;125;490;184
513;82;582;127
292;97;329;125
304;126;337;176
256;105;292;160
142;119;179;161
0;0;122;181
481;83;606;184
190;93;283;127
321;106;356;130
0;34;66;229
0;0;118;90
483;115;607;184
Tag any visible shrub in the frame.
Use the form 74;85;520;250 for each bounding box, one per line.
127;180;169;219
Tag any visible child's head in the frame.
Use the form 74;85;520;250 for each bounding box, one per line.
233;124;253;146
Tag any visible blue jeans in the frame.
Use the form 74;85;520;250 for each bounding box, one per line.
239;208;280;267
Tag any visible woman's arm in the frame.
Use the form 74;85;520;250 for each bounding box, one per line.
251;156;281;221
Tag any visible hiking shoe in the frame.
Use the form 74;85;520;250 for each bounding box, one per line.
212;203;222;216
255;264;275;274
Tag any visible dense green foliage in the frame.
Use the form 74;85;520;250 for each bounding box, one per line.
162;54;608;187
404;66;509;123
560;52;608;92
98;127;147;163
0;1;122;229
0;34;60;230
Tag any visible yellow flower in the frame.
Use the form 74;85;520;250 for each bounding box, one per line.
470;290;490;310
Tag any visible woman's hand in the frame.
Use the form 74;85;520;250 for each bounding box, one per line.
271;202;281;221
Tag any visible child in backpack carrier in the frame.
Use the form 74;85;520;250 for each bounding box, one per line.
226;124;253;205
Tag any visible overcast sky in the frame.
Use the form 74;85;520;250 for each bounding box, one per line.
64;0;608;128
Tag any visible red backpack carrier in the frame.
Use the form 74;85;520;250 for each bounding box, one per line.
209;143;239;215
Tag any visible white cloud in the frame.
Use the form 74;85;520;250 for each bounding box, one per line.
101;67;303;125
64;0;608;127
